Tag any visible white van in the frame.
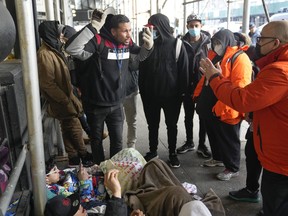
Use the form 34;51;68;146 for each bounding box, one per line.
258;12;288;32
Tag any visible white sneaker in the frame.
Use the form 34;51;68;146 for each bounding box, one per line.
202;159;224;167
217;169;239;181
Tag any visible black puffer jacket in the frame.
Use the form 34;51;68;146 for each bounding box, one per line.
182;30;211;93
139;13;188;99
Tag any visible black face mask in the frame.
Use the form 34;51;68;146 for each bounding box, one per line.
255;43;264;59
255;39;276;59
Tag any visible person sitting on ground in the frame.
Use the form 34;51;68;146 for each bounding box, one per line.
45;163;106;211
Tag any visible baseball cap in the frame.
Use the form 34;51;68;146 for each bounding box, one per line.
249;23;256;28
187;13;202;23
44;193;80;216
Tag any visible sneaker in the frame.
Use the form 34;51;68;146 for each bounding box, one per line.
176;142;195;154
144;151;158;162
169;153;180;168
80;152;94;167
229;188;260;203
217;169;239;181
202;159;224;167
197;145;212;158
68;156;81;168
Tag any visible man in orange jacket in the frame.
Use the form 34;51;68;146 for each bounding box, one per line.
199;21;288;216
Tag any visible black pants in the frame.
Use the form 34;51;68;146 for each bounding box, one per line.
261;169;288;216
141;95;182;154
183;94;206;146
204;116;241;172
84;103;124;164
245;129;262;191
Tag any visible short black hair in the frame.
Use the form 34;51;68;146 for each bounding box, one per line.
110;14;130;29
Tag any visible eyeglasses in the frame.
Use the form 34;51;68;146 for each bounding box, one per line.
256;36;278;43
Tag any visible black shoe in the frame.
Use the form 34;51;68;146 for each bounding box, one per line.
229;188;260;203
176;142;195;154
257;209;264;216
197;145;212;158
68;156;81;168
169;153;180;168
80;152;94;167
144;151;158;162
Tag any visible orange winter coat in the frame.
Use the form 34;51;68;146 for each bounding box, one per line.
209;44;288;176
194;46;252;124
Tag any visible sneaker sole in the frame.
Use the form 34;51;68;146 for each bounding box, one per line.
197;150;211;158
229;194;260;203
202;163;224;167
177;148;195;154
169;163;180;168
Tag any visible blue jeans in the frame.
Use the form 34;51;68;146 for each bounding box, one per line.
84;103;124;164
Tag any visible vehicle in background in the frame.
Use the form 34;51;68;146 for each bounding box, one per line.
258;12;288;32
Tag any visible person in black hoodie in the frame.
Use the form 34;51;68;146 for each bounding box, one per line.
176;13;211;159
139;13;189;168
65;8;153;165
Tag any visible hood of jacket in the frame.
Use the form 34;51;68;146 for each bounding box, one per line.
148;13;174;42
211;29;237;63
99;14;119;44
39;21;62;52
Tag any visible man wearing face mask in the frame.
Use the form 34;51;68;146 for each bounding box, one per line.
199;21;288;216
139;13;189;168
176;13;211;159
194;29;252;180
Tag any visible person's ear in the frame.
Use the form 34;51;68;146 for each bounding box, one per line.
274;38;281;48
111;28;116;37
186;24;189;30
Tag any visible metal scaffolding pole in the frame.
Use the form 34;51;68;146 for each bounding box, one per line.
45;0;54;20
242;0;250;34
14;0;47;215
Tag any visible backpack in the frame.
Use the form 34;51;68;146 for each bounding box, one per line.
230;49;259;81
175;38;182;62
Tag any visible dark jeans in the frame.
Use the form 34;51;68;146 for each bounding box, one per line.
84;103;124;164
141;95;182;154
204;116;241;172
245;129;262;191
183;94;206;146
261;169;288;216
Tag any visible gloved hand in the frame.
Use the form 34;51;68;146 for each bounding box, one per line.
91;7;115;32
142;27;154;50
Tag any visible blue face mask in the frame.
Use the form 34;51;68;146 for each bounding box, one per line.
188;28;200;37
153;30;159;40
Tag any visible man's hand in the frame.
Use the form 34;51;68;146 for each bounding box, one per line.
199;58;222;81
104;169;121;198
78;162;90;181
91;7;115;32
142;27;154;50
130;209;145;216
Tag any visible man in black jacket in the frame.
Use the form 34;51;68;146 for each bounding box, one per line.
139;13;189;168
65;8;153;165
176;13;211;159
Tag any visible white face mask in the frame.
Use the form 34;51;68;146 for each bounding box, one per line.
213;44;224;56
